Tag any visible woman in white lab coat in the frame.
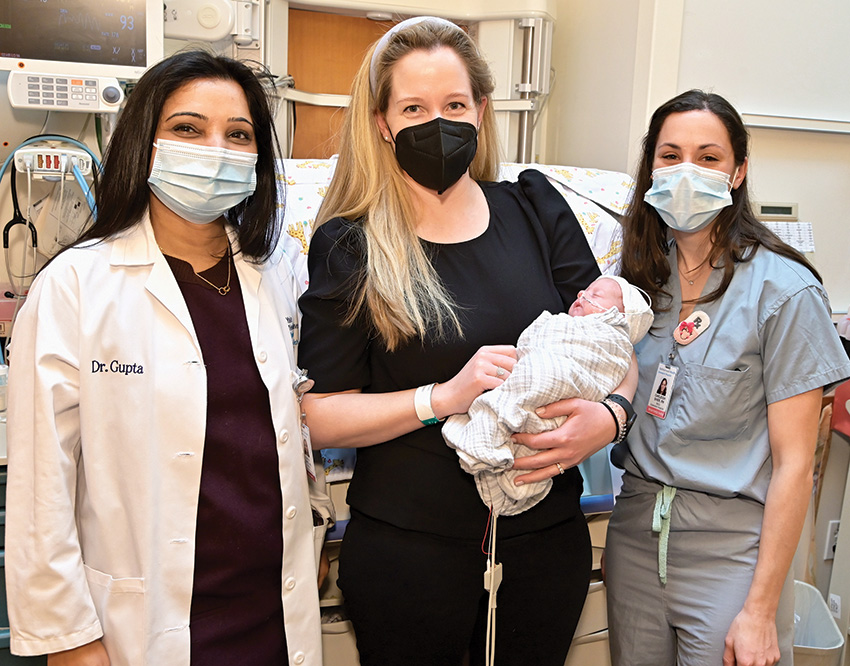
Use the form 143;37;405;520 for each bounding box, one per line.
5;50;331;666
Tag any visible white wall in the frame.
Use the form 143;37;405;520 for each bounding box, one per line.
677;0;850;125
543;0;850;312
542;0;686;172
747;128;850;313
542;0;640;171
676;0;850;312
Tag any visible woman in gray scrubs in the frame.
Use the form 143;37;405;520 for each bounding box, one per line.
606;89;850;666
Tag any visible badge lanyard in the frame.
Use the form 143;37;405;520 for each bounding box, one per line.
647;310;711;419
293;368;318;481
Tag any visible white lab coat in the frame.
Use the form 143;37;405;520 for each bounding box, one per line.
5;215;330;665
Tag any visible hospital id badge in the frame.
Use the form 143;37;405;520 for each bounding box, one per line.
301;423;317;482
647;364;678;419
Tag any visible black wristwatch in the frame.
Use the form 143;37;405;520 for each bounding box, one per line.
601;393;636;444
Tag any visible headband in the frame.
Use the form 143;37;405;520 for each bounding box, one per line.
368;16;465;95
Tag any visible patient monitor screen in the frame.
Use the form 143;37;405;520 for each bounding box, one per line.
0;0;149;68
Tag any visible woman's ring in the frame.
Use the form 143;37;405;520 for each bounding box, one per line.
555;462;565;475
496;366;506;377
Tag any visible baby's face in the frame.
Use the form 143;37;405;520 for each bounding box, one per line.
568;278;625;317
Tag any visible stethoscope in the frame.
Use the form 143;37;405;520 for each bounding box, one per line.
3;161;39;298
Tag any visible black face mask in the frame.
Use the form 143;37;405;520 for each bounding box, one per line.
391;117;478;194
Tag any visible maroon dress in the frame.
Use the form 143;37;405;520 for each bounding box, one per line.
165;253;287;665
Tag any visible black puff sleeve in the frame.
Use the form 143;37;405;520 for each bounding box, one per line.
512;169;601;309
298;218;372;393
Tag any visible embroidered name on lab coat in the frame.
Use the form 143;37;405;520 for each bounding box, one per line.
91;360;145;375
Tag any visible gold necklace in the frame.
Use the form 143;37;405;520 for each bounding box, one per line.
159;243;232;295
193;245;231;295
678;255;709;286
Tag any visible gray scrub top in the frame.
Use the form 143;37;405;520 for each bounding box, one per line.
613;242;850;503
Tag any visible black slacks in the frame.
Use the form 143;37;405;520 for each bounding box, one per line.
338;509;592;666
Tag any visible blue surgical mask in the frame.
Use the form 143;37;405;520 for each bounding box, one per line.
644;162;735;233
148;139;258;225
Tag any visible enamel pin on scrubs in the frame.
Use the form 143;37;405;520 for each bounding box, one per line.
648;310;711;419
673;310;710;345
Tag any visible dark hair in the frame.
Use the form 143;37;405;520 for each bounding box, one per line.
73;49;283;261
620;89;820;311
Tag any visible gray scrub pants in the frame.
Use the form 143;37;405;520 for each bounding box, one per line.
606;473;795;666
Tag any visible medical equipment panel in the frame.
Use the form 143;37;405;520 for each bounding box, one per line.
12;148;92;179
164;0;238;42
0;0;164;82
163;0;262;47
6;73;123;114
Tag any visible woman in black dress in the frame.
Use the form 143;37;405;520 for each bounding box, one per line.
298;17;636;666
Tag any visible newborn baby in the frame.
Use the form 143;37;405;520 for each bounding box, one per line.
442;275;653;516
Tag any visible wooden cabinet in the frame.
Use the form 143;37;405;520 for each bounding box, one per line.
287;10;387;158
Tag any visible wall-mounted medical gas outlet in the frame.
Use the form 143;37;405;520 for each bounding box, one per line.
164;0;260;45
7;72;124;113
13;147;93;179
825;520;840;561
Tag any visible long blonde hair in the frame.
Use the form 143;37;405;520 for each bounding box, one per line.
316;19;501;351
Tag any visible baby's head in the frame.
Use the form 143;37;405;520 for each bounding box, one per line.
568;276;653;344
568;278;625;317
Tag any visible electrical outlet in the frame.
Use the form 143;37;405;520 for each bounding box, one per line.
825;520;841;560
830;593;842;618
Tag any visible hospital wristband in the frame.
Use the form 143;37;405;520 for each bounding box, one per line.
414;383;443;426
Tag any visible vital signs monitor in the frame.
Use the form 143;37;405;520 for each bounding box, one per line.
0;0;163;112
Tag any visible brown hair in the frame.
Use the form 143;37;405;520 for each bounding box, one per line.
620;89;820;312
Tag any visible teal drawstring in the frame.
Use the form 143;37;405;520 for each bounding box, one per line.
652;485;677;585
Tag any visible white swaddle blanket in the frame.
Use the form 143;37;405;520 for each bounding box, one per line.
442;308;633;516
